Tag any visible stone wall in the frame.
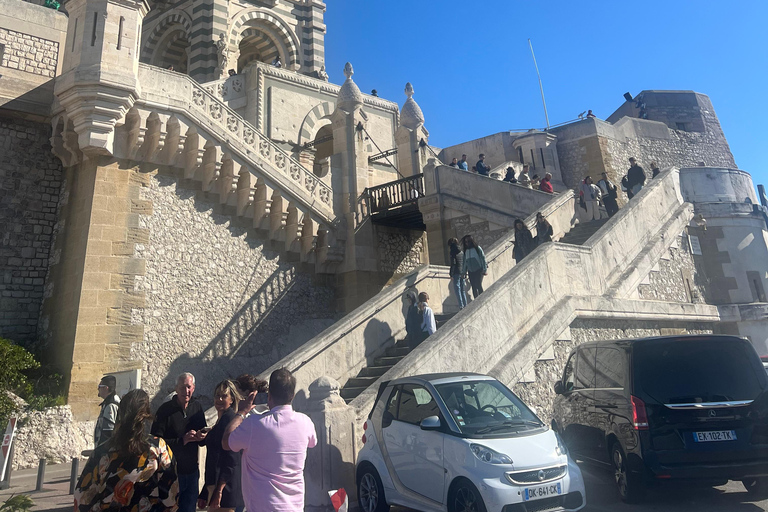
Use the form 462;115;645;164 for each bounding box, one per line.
0;116;62;345
376;229;424;275
11;406;93;470
513;319;714;423
0;28;58;77
133;174;336;404
637;234;709;303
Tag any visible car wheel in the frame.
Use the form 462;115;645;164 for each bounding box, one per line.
449;480;488;512
357;465;388;512
742;477;768;499
611;441;643;503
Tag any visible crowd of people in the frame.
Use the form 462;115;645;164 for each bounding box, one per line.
448;154;555;194
578;157;660;222
79;368;315;512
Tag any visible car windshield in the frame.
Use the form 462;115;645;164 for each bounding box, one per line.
634;339;767;404
434;379;542;436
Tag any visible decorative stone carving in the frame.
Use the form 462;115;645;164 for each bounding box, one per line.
227;116;239;133
319;186;330;205
275;153;286;169
317;65;329;81
216;33;229;79
336;62;364;112
290;164;301;181
259;139;271;158
192;88;206;106
400;82;425;129
242;127;255;145
210;103;223;120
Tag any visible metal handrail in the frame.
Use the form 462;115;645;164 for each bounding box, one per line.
364;174;424;214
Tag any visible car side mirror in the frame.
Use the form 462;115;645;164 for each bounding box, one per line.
382;411;394;429
554;381;564;395
420;415;441;431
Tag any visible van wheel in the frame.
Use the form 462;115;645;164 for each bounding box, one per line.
611;441;643;503
743;477;768;499
449;480;487;512
357;465;388;512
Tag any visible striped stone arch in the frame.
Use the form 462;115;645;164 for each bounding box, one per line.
229;10;300;69
298;102;335;146
141;10;193;64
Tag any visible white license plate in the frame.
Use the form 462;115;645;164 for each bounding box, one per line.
693;430;736;442
524;482;562;501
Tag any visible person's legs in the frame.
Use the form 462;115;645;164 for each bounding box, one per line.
452;275;467;309
631;183;643;196
585;200;596;220
468;270;480;298
177;471;200;512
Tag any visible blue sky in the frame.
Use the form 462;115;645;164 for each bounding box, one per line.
325;0;767;187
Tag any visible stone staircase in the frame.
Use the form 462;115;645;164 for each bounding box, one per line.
339;313;455;402
52;64;344;274
558;218;609;245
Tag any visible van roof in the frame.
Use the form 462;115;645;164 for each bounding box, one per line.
573;334;747;349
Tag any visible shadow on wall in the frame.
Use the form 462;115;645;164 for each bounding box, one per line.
143;173;335;410
363;318;392;366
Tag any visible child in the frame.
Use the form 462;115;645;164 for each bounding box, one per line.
419;292;436;340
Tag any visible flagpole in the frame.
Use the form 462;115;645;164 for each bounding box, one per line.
528;38;550;130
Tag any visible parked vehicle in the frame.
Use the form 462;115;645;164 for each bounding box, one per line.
356;373;586;512
762;355;768;374
552;335;768;503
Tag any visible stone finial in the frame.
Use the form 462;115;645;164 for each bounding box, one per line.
308;376;342;402
400;81;425;130
336;62;364;111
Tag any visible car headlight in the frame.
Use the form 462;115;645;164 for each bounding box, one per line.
470;444;513;464
554;432;568;456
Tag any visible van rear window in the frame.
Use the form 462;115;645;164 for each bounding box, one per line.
634;339;766;404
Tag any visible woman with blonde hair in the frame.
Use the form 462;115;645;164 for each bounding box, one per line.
75;389;178;512
198;380;243;512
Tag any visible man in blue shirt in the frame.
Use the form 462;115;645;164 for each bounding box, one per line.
476;154;491;176
457;154;469;171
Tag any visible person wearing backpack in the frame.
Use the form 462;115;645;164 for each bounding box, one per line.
461;235;487;298
448;238;467;310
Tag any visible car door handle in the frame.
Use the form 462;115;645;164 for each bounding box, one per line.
596;404;617;409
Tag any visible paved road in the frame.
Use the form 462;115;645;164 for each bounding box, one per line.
392;459;768;512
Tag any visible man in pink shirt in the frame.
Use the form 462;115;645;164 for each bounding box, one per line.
223;368;317;512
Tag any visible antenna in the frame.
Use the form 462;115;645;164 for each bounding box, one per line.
528;38;550;130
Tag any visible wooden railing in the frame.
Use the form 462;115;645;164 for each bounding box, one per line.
364;174;424;214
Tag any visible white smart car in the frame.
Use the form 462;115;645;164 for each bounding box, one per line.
356;373;586;512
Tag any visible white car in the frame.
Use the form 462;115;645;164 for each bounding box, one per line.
356;373;586;512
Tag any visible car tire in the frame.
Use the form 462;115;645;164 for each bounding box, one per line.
448;479;488;512
742;477;768;499
611;441;643;503
357;464;389;512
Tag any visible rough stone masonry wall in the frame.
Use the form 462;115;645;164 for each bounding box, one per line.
637;234;709;303
513;319;714;424
0;116;63;345
133;174;336;404
377;229;424;275
0;28;58;77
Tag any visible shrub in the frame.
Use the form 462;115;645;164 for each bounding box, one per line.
0;494;35;512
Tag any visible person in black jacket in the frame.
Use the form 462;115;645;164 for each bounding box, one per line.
535;212;554;245
627;157;646;197
475;154;491;176
151;373;207;512
405;291;423;348
448;238;467;310
198;380;242;512
513;219;535;263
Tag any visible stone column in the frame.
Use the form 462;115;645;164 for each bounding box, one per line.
303;377;358;512
330;63;379;311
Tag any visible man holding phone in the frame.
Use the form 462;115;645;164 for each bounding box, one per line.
151;372;207;512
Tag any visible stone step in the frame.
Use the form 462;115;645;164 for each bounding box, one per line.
385;345;411;357
345;376;380;388
340;386;368;400
359;365;393;378
374;355;405;367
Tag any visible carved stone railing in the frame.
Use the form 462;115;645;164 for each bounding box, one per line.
363;174;424;214
137;64;334;224
203;74;246;103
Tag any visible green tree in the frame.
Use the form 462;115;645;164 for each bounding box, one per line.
0;338;40;427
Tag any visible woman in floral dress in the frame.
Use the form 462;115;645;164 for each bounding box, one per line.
75;389;179;512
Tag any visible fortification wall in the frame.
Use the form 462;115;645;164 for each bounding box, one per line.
636;234;710;304
0;116;63;345
133;173;337;403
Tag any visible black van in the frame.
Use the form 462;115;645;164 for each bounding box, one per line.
551;335;768;502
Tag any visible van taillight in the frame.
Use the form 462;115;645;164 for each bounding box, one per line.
631;395;649;430
362;420;368;444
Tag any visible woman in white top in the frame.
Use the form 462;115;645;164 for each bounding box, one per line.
580;176;603;221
